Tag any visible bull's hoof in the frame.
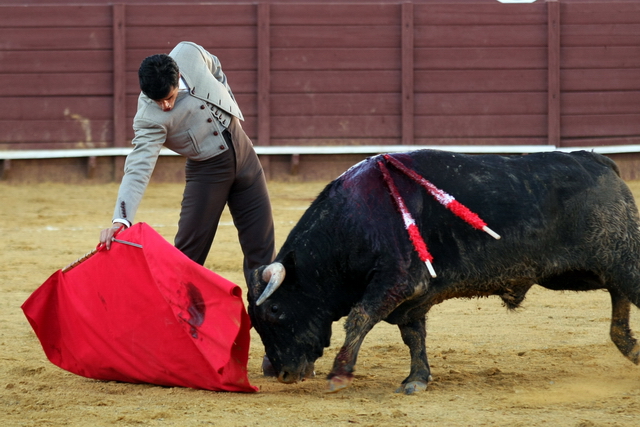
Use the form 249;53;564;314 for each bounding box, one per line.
628;344;640;365
395;380;428;395
325;375;352;393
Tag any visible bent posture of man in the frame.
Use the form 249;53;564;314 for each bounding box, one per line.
100;41;275;284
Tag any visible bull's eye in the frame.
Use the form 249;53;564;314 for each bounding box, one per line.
270;304;279;314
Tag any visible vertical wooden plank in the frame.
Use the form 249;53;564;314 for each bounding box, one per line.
257;2;271;177
547;0;561;147
402;2;414;145
113;3;127;181
1;159;11;181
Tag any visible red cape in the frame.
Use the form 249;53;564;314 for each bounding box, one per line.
22;223;257;392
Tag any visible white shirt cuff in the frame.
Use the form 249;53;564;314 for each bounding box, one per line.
112;219;131;228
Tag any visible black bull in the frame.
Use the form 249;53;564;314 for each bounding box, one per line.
247;150;640;394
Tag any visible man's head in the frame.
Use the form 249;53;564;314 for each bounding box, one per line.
138;54;180;111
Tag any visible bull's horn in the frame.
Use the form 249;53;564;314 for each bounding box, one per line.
256;262;286;306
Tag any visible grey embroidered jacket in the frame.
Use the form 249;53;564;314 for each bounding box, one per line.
112;41;243;224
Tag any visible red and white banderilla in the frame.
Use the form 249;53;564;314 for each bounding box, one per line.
378;160;438;278
384;154;501;240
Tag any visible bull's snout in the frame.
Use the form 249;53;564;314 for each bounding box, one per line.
277;362;316;384
277;370;301;384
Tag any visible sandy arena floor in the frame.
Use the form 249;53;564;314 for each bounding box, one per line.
1;179;640;426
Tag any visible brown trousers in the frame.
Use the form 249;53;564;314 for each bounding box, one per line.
174;118;276;284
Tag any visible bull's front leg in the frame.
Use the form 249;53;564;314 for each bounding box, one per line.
396;317;431;394
326;303;376;393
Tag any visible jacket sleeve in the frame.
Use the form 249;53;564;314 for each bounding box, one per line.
198;45;239;104
112;116;166;224
171;41;243;120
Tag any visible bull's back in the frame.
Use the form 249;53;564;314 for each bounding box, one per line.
401;150;626;228
335;149;630;238
355;150;637;273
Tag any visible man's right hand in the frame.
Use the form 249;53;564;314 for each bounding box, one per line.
99;224;125;250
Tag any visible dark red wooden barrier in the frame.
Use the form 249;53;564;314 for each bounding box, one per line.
1;0;639;181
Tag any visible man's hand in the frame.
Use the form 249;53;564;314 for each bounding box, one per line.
99;224;125;250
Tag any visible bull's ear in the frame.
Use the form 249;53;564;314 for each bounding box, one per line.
281;250;297;270
280;250;301;291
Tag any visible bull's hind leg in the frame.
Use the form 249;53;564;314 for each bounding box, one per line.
609;289;640;364
396;317;431;394
539;269;640;363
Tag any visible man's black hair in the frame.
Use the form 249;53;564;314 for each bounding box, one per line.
138;54;180;100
